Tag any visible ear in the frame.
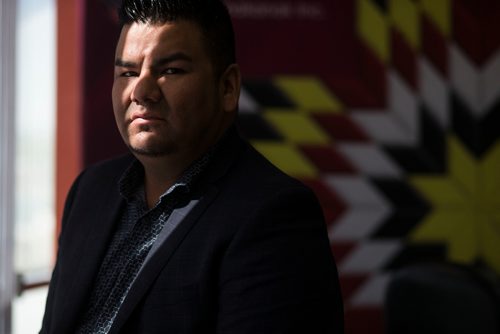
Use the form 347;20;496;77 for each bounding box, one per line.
219;64;241;113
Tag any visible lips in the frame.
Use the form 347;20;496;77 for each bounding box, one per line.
130;112;165;123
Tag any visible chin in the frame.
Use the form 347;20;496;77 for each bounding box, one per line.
128;142;175;157
126;133;174;156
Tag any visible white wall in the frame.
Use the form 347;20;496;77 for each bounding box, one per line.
14;0;57;273
0;1;17;333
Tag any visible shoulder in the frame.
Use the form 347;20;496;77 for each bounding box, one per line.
209;139;321;225
81;154;135;180
201;128;312;205
66;154;135;198
224;140;312;197
59;154;135;236
71;153;135;188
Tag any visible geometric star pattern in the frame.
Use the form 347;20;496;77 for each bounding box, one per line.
237;1;500;332
410;137;500;273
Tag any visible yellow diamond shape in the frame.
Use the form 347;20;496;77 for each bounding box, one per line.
251;141;317;178
357;0;390;62
421;0;451;37
274;76;342;112
410;176;467;207
389;0;420;49
449;136;478;197
411;211;478;264
264;109;330;145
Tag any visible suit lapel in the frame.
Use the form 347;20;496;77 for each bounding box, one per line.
109;186;219;334
93;128;244;333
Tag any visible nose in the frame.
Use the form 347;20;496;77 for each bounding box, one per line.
131;74;162;105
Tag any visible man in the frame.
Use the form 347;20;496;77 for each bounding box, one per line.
41;0;344;333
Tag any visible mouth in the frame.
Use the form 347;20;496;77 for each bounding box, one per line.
130;113;165;124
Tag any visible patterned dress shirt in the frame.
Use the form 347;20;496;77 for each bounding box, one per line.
76;152;212;334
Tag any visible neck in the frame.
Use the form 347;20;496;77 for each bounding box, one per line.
136;123;233;208
136;141;214;208
136;154;188;209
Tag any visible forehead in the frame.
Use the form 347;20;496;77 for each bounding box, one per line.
115;20;206;59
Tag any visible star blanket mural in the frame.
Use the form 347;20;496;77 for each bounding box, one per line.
232;0;500;332
78;0;500;332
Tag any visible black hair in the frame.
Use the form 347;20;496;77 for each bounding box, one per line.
118;0;236;76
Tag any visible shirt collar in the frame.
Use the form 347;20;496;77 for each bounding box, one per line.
118;144;215;203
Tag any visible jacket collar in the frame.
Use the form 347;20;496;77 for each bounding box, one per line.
109;125;246;333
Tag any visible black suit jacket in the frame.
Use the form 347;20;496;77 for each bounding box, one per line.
41;129;344;333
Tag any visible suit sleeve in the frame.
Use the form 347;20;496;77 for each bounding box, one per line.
216;186;344;334
39;171;85;334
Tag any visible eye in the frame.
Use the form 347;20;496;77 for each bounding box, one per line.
120;71;139;78
161;67;185;75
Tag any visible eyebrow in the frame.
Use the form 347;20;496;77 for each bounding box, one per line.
152;52;192;68
114;52;193;69
115;59;137;68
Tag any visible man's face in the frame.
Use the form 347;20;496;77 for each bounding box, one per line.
112;20;234;159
